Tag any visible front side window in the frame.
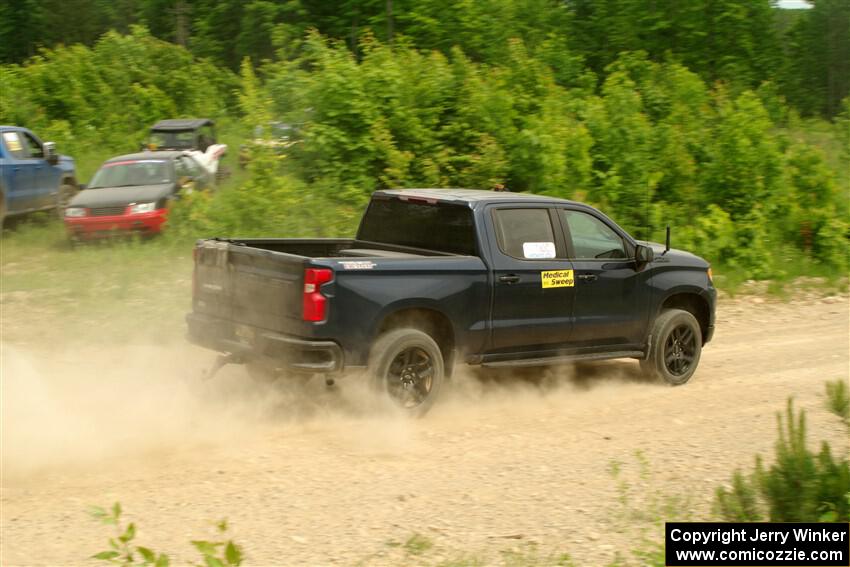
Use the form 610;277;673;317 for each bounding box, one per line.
21;132;43;158
493;208;557;260
561;210;627;259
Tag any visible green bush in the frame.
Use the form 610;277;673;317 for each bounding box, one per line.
89;502;243;567
2;30;847;279
715;398;850;522
825;379;850;422
0;27;237;178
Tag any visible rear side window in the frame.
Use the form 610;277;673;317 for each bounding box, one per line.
493;208;557;259
358;198;476;255
2;132;27;159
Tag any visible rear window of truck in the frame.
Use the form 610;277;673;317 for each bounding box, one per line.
358;197;477;255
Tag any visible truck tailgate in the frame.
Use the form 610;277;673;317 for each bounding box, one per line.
194;240;304;335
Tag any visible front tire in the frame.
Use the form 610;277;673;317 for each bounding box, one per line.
56;181;78;218
369;328;444;417
641;308;702;385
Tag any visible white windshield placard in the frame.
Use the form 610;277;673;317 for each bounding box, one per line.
522;242;556;259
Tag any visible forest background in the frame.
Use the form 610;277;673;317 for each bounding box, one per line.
1;0;848;282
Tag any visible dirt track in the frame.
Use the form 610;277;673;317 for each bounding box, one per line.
1;295;848;566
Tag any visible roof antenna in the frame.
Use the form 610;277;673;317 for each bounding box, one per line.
663;225;670;255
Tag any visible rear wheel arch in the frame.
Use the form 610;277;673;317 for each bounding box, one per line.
375;307;456;376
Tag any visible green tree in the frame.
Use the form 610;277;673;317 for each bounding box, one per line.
782;0;850;117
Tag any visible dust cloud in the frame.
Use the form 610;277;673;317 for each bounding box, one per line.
432;361;661;425
1;341;658;479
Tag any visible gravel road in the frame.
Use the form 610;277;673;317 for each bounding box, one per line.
2;295;848;566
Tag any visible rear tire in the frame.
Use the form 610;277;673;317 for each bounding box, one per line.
641;308;702;385
369;328;444;417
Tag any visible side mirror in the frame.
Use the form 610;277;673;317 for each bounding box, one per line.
78;183;87;191
635;244;654;264
44;141;58;165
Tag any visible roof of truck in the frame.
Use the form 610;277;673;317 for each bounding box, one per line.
150;118;213;131
376;188;580;206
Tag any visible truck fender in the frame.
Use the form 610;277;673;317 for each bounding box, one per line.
653;286;713;343
369;300;458;374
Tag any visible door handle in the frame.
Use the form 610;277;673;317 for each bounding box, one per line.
499;274;521;284
577;274;597;282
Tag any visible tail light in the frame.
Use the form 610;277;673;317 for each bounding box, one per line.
303;268;333;322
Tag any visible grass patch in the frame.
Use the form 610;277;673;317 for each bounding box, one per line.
499;543;576;566
825;379;850;422
1;217;196;345
713;257;849;298
0;153;259;346
404;533;435;556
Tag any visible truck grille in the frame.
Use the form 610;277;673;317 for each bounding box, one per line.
89;206;127;216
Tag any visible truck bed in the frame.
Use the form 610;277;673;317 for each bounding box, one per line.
191;237;488;366
221;238;456;258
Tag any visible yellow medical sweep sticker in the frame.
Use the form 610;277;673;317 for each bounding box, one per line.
541;269;574;288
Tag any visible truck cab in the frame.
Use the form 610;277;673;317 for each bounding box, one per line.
0;126;78;226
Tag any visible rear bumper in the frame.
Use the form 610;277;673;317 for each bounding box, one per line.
186;312;344;374
65;209;167;239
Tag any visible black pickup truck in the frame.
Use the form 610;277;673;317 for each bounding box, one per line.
187;189;716;415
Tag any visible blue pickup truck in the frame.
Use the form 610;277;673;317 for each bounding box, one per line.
187;189;717;416
0;126;78;227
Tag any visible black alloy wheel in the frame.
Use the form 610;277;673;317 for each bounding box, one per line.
369;328;445;416
664;323;697;377
386;346;435;409
640;308;703;385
